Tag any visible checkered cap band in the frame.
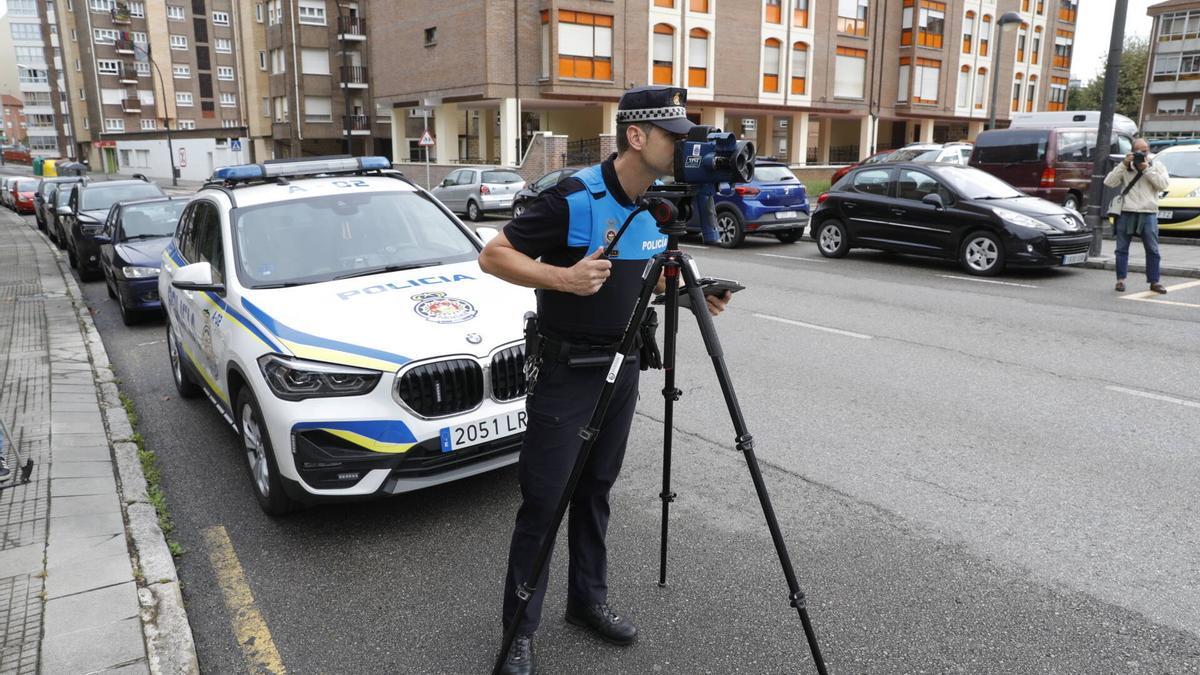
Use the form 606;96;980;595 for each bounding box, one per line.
616;106;688;123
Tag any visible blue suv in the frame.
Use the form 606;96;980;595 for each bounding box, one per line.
687;160;810;248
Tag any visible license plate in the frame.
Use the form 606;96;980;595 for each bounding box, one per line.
1158;210;1173;220
439;410;526;453
775;210;798;219
1062;252;1087;265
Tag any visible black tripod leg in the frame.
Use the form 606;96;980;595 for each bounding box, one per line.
658;256;681;587
491;254;667;675
677;258;828;675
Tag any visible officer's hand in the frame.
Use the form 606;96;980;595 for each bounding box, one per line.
561;247;611;296
705;290;731;316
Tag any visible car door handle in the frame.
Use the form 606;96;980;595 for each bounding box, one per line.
890;208;907;216
843;203;857;209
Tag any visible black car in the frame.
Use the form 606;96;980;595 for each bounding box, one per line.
48;181;78;250
63;178;165;281
810;163;1093;276
95;197;187;325
511;167;583;217
34;177;85;232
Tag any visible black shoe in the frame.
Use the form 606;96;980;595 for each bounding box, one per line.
565;599;638;645
499;633;534;675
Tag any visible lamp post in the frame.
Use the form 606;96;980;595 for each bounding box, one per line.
1085;0;1129;256
987;12;1024;131
338;2;353;155
145;55;179;186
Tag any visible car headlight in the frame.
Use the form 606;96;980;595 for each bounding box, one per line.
121;266;160;279
993;207;1056;232
258;354;381;401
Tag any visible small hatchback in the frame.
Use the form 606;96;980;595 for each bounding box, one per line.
689;160;810;248
96;197;188;324
431;167;526;221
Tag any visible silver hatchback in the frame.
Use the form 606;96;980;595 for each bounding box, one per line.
431;168;525;221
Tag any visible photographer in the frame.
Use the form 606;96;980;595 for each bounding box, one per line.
478;85;730;675
1104;138;1170;294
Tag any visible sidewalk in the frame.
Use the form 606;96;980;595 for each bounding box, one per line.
0;206;196;673
1081;233;1200;280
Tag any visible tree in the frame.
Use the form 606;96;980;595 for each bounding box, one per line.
1067;36;1149;120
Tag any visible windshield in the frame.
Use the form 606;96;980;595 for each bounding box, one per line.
754;166;799;182
233;191;479;288
1156;152;1200;179
887;148;937;162
120;201;186;240
80;183;163;211
481;170;522;184
937;167;1025;199
16;180;37;192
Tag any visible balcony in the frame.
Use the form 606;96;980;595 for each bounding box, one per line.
111;4;131;24
337;16;367;41
122;98;142;113
114;39;136;55
118;67;138;84
339;65;369;89
342;115;370;135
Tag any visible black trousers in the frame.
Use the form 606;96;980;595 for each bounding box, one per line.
502;351;641;634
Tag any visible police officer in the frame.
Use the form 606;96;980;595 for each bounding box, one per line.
479;85;731;674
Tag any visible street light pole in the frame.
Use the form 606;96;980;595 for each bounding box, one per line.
339;3;352;155
1085;0;1129;256
988;12;1024;131
147;57;179;186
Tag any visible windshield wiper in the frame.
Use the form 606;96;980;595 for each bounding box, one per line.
121;233;172;241
252;281;310;289
332;262;442;281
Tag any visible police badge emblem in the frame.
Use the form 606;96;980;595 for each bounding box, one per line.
412;291;478;324
671;91;682;106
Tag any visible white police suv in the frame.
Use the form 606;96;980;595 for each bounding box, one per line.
160;157;533;514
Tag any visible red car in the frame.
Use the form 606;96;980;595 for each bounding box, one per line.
10;178;39;214
830;150;893;185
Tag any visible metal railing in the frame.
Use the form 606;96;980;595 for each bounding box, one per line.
342;115;370;132
565;137;600;166
828;145;860;164
337;16;366;37
339;65;369;85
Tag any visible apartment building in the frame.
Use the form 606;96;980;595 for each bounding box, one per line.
1140;0;1200;140
1;95;27;145
373;0;1076;168
7;0;74;158
0;14;23;100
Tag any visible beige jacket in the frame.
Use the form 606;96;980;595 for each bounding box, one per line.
1103;159;1171;213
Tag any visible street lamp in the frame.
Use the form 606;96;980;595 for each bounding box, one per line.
987;12;1024;131
337;2;353;155
143;53;179;186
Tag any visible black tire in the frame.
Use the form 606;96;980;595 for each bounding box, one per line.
466;200;483;222
959;230;1006;277
714;208;745;249
105;276;116;299
118;290;138;326
814;220;850;258
1063;193;1081;212
166;319;201;399
236;387;299;516
67;242;78;269
774;229;804;244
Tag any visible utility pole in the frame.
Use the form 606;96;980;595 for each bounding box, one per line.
1086;0;1129;256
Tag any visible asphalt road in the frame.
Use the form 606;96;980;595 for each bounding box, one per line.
20;202;1200;674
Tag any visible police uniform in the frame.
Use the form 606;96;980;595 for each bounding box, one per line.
500;86;695;641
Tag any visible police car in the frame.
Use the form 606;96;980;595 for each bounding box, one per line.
159;156;534;514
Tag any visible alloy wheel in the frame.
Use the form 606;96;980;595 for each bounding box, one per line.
819;224;842;254
241;403;271;498
965;236;999;272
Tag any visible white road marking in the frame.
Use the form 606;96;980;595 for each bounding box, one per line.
679;244;706;250
753;313;873;339
136;339;164;347
937;275;1039;288
1122;279;1200;304
1106;385;1200;409
756;252;828;263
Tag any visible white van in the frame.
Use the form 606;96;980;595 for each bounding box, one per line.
1009;111;1139;137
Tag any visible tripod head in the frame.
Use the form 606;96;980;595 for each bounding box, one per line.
638;183;711;239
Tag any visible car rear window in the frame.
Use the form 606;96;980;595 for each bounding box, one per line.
852;168;891;196
973;130;1048;164
481;170;522;184
888;148;937;162
753;165;799;182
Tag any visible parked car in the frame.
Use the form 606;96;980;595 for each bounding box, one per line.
159;156;533;514
810;162;1092;276
35;177;85;232
95;197;188;325
431;167;526;221
1151;144;1200;236
511;167;583;217
686;160;810;248
63;177;165;280
1009;110;1139;136
9;178;39;214
1;145;31;164
0;177;13;209
885;143;945;163
969;127;1134;212
830;150;893;185
48;179;78;249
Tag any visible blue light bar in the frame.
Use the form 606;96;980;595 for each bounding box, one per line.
212;156;392;182
359;157;390;170
212;165;264;181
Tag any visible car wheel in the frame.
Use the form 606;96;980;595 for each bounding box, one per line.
1063;193;1080;212
105;275;116;299
714;209;746;249
466;200;483;222
67;242;78;269
959;231;1005;276
118;288;138;326
166;319;201;399
774;229;803;244
815;220;850;258
236;387;299;516
512;201;526;218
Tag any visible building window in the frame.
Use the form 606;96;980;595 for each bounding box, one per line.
298;0;327;26
1157;99;1187;115
267;0;281;25
262;97;270;118
765;0;782;24
97;59;121;75
271;48;285;74
140;119;157;130
132;32;147;44
962;11;975;54
1012;73;1023;112
794;0;809;28
178;120;195;130
304;95;332;122
167;5;185;20
1022;0;1029;11
690;0;709;11
917;1;945;48
425;27;437;46
136;62;150;77
689;28;709;87
1032;28;1041;65
980;15;991;56
975;68;987;109
899;58;912;101
912;58;940;104
18;68;48;84
93;28;119;43
7;0;37;16
220;93;236;107
557;10;614;81
1059;0;1077;23
1053;29;1073;69
215;38;232;53
212;11;230;25
837;0;869;37
1017;27;1026;62
1048;77;1068;111
222;119;238;129
1027;76;1037;112
218;66;235;80
176;92;193;106
170;35;188;50
1036;0;1044;15
256;3;263;23
128;2;144;17
104;118;124;131
174;64;190;78
762;38;782;93
89;0;115;12
76;59;83;71
791;42;808;95
259;51;267;70
834;46;867;98
11;23;41;40
957;65;971;108
653;24;675;85
655;0;674;7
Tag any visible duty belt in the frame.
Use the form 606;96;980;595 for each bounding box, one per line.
538;335;622;364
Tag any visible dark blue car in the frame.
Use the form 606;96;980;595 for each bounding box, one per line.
687;160;810;248
96;197;188;325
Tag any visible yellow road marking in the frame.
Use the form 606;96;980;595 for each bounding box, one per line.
204;525;287;674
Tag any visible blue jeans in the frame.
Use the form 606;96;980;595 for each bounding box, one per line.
1114;212;1161;283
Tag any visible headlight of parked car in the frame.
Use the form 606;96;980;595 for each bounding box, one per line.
121;266;160;279
993;207;1056;233
258;354;381;401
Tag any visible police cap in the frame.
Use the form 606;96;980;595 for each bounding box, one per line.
616;85;695;135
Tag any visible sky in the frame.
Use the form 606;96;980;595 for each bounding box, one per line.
1069;0;1157;82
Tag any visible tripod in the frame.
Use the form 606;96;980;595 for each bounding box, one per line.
492;195;827;675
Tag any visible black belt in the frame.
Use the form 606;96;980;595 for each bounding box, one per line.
538;335;621;364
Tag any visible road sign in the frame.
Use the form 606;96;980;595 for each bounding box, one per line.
230;139;242;151
418;129;434;147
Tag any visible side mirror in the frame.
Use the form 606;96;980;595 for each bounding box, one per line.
93;233;111;245
171;262;225;294
440;179;452;187
475;226;499;244
922;193;945;210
